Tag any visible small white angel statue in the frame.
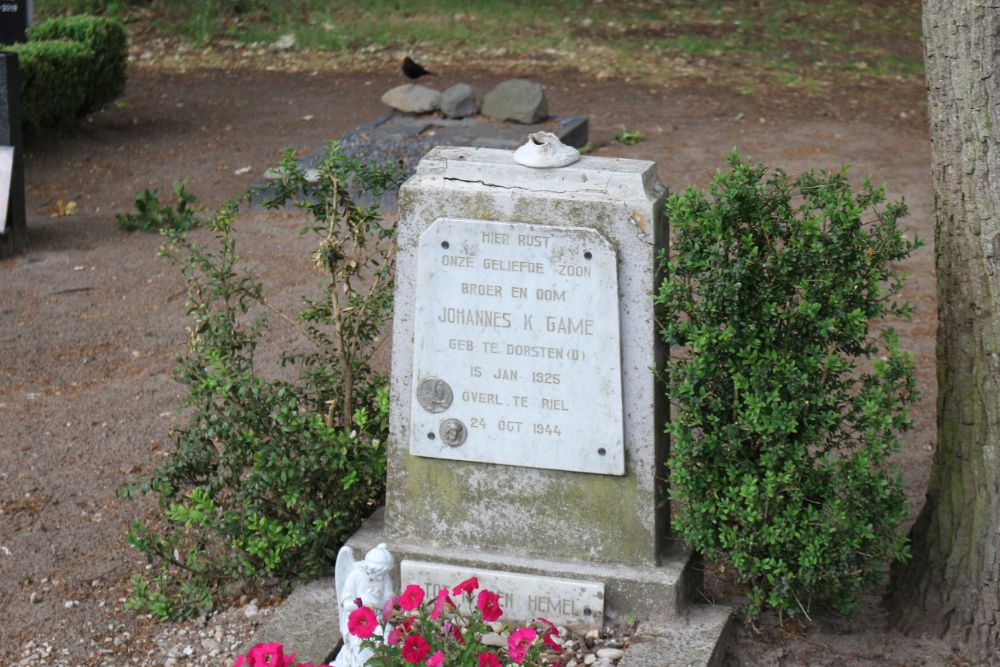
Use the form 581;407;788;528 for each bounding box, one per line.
333;543;395;667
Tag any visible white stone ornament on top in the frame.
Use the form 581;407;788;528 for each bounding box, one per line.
513;131;580;168
333;544;395;667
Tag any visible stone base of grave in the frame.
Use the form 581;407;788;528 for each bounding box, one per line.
347;508;700;625
247;519;732;666
619;605;734;667
247;509;732;666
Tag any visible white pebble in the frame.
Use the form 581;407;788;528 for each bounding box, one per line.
481;632;506;648
597;648;624;661
584;654;597;665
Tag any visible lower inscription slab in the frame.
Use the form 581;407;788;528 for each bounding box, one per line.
400;560;605;628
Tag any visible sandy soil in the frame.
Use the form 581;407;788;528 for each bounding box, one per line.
0;63;975;665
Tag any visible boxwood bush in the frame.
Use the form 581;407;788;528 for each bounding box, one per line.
28;15;128;113
658;152;921;622
6;39;93;131
3;15;127;131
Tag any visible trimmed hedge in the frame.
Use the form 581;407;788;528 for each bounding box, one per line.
28;16;128;114
6;40;93;131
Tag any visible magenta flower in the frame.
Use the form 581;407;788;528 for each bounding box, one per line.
451;576;479;596
507;627;537;664
231;643;329;667
388;617;415;646
401;634;431;663
399;584;426;611
427;650;445;667
382;595;401;622
475;589;502;622
247;642;290;666
347;606;378;639
538;617;563;653
431;587;455;619
477;653;502;667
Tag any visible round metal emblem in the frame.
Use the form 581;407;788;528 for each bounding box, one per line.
416;378;453;413
439;418;467;447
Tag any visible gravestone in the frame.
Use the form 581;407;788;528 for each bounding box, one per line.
252;142;732;666
0;0;31;45
0;51;25;258
349;144;697;625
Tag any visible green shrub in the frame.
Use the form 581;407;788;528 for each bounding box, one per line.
6;39;92;131
123;144;400;620
116;181;203;233
658;152;921;622
28;15;128;113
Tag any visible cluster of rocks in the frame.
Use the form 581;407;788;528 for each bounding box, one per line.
476;622;628;667
545;625;629;667
381;78;549;124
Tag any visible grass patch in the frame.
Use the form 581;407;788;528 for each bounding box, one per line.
36;0;924;88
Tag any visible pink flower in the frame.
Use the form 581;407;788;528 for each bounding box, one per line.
427;650;445;667
231;643;328;667
476;589;502;622
452;576;479;596
383;595;401;621
477;653;502;667
399;584;426;611
538;617;563;653
431;587;455;619
347;606;378;639
243;642;290;666
388;617;415;646
507;627;537;664
443;622;465;645
402;634;431;663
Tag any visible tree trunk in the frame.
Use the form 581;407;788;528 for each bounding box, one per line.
891;0;1000;659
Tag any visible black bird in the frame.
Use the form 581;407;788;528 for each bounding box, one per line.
402;57;434;80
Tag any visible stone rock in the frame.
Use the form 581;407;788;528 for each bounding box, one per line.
597;648;624;661
441;83;479;118
272;33;296;50
381;84;441;114
481;79;548;123
584;654;597;665
481;632;506;648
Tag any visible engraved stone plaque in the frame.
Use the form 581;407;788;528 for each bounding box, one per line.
410;218;624;475
401;560;605;628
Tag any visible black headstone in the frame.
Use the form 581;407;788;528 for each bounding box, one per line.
0;51;25;258
0;0;31;45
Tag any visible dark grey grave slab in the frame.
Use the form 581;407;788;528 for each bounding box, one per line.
250;112;588;212
0;50;25;259
0;0;31;45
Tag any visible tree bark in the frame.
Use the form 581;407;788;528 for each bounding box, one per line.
891;0;1000;660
